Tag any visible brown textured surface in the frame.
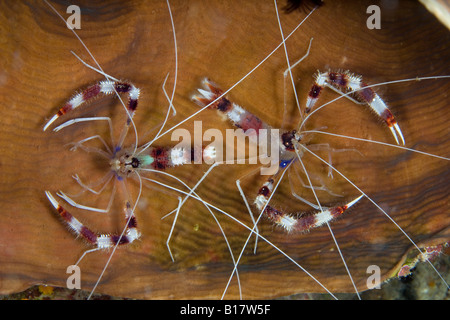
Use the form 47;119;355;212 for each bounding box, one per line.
0;1;448;299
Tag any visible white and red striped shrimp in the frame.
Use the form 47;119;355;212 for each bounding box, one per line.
193;76;367;235
41;0;234;299
191;1;449;299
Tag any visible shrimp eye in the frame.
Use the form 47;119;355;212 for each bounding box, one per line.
131;157;140;168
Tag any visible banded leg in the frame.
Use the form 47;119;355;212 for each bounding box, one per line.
45;191;140;248
43;80;140;131
306;70;405;145
192;78;272;137
255;178;363;233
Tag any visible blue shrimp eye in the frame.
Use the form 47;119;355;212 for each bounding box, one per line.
280;160;291;168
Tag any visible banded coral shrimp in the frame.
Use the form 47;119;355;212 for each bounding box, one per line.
1;0;447;300
37;0;256;300
225;0;448;300
186;0;450;299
